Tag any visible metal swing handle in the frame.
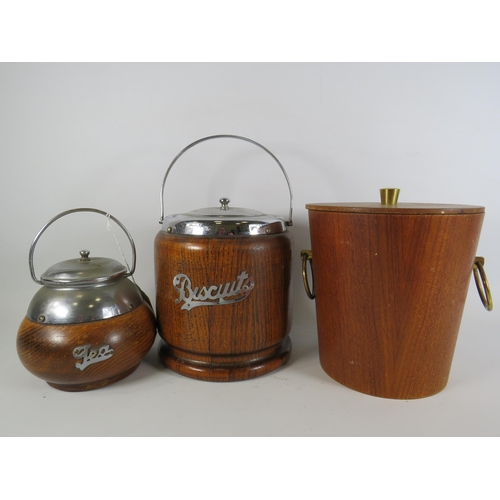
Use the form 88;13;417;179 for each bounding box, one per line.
159;134;293;226
29;208;137;284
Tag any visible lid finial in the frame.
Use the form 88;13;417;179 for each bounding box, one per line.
219;198;230;210
380;188;400;206
79;250;91;262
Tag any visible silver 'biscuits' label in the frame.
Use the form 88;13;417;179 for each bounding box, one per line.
173;270;254;310
73;344;114;371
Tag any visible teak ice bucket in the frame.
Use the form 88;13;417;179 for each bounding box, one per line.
155;135;293;382
302;188;493;400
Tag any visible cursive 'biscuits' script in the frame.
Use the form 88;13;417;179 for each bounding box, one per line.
173;271;254;310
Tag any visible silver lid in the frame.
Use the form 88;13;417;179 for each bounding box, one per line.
40;250;127;286
161;198;287;236
27;250;144;324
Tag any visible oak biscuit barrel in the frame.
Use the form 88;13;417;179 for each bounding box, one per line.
155;135;293;382
302;188;493;399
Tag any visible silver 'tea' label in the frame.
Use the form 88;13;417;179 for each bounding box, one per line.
73;344;114;371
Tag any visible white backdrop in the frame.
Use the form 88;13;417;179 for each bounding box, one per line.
1;62;499;436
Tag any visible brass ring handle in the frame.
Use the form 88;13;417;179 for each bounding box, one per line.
301;250;315;300
473;257;493;311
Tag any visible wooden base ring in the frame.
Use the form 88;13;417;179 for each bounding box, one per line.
158;337;292;382
46;363;140;392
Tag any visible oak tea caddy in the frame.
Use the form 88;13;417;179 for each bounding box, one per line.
17;208;157;391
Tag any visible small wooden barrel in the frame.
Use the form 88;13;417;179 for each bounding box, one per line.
17;208;157;392
155;135;294;382
302;189;492;399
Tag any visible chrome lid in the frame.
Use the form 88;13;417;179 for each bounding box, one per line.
161;198;287;236
40;250;127;286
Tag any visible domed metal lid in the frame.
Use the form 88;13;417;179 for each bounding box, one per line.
161;198;287;236
27;249;144;324
40;250;127;286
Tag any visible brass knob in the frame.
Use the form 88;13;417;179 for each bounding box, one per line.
380;188;400;205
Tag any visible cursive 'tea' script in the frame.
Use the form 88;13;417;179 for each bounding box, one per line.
173;270;254;310
73;344;114;371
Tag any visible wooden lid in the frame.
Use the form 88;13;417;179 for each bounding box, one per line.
305;202;485;215
307;189;483;215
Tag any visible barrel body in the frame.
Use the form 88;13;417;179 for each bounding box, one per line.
155;231;293;381
308;209;484;399
17;302;157;391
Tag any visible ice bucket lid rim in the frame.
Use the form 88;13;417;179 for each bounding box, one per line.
305;202;485;215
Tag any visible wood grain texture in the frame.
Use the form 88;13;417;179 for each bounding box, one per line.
308;209;484;399
155;231;293;381
17;302;156;391
306;203;484;215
